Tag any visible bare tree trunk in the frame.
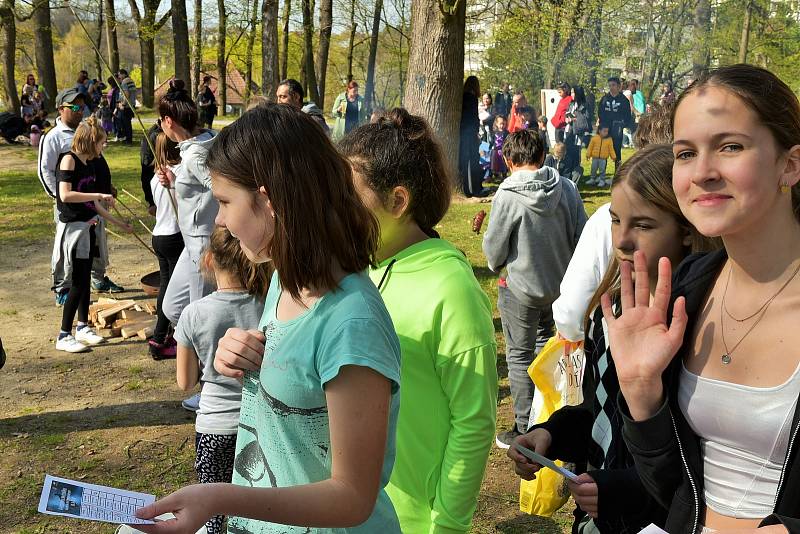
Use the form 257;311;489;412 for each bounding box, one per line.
587;3;602;92
346;0;355;81
245;0;258;103
140;36;156;107
0;0;19;113
128;0;170;107
192;0;202;89
397;0;408;101
315;0;332;108
217;0;227;115
280;0;290;80
364;0;382;115
692;0;711;79
33;0;57;111
404;0;465;177
301;0;319;104
738;0;753;63
544;29;557;88
262;0;280;99
94;0;104;79
105;0;120;73
173;0;191;82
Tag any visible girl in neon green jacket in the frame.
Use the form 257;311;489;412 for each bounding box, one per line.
339;108;498;533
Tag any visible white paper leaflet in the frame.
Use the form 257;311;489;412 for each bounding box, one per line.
514;443;580;481
38;474;155;525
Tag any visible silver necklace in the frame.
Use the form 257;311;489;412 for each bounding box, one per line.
719;261;800;364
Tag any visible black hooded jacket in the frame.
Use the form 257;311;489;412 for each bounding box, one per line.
620;249;800;534
531;305;667;533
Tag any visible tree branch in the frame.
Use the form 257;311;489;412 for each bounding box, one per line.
126;0;141;22
224;27;248;63
154;7;170;31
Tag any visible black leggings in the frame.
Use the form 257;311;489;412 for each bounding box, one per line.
140;163;155;207
152;232;185;342
61;226;97;332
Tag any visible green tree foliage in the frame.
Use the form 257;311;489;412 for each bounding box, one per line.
477;0;800;106
711;0;800;93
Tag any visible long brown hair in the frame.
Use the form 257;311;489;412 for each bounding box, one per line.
584;144;721;330
202;227;271;297
155;132;180;166
205;103;379;301
673;64;800;222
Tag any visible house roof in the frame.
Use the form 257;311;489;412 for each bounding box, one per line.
154;65;260;107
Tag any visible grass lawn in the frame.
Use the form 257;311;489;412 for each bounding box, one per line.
0;135;626;533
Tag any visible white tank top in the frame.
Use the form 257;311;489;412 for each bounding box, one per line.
678;361;800;519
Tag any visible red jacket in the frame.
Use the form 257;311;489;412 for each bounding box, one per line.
507;102;524;133
551;95;573;129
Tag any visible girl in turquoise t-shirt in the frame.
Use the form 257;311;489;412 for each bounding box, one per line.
136;104;402;533
339;108;498;533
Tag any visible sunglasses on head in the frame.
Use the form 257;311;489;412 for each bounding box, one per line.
61;104;82;112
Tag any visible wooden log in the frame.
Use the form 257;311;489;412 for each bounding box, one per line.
137;325;154;340
121;318;156;339
97;327;123;338
89;302;123;325
97;300;136;327
141;302;157;315
97;297;119;304
120;309;153;322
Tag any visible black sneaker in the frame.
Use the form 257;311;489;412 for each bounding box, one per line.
0;337;5;369
495;428;522;450
92;276;125;293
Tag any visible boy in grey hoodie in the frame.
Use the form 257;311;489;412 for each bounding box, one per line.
482;129;587;448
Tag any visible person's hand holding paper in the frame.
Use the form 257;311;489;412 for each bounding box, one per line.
506;428;554;480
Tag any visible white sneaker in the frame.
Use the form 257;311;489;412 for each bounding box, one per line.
75;326;105;345
56;334;90;353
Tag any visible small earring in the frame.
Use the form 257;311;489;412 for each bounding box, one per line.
780;183;791;193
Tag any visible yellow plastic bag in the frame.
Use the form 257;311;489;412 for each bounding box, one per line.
519;335;585;517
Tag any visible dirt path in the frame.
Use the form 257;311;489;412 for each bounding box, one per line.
0;159;569;533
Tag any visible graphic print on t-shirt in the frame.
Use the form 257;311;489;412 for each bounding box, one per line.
233;424;276;487
76;174;97;211
228;319;331;534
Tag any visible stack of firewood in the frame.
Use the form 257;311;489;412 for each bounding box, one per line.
88;297;158;340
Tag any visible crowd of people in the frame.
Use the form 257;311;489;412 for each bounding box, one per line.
25;61;800;534
459;75;672;196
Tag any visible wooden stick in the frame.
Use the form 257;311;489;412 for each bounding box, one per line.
115;197;154;235
65;1;181;223
138;219;154;236
115;196;139;218
129;227;156;255
121;188;142;203
111;206;156;255
106;228;156;256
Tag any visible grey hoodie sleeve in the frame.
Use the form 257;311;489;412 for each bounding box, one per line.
183;144;213;189
482;193;515;273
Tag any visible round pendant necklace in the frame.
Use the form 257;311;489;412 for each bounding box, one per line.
720;260;800;364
